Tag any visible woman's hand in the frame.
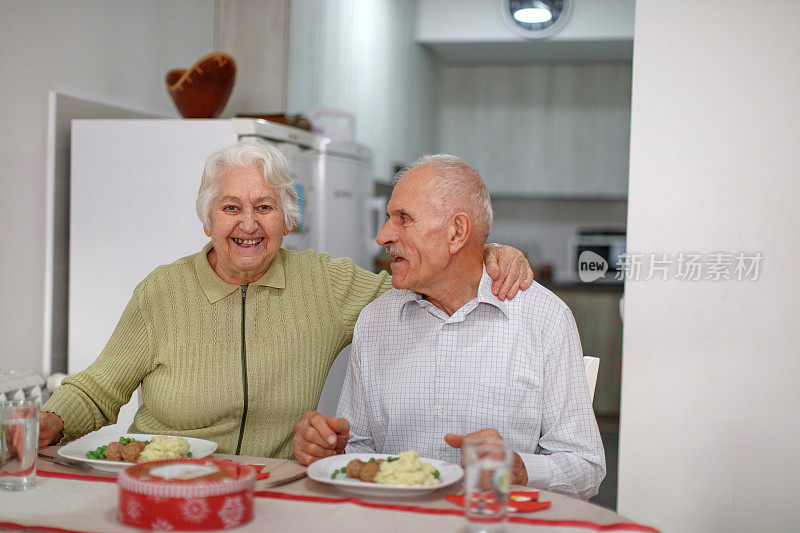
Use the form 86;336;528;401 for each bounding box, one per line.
39;411;65;448
483;243;534;300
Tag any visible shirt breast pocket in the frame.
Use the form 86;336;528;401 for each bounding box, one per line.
471;382;540;441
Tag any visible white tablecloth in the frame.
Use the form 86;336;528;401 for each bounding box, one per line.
0;453;658;532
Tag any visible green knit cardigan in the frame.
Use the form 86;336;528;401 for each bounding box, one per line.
43;243;392;458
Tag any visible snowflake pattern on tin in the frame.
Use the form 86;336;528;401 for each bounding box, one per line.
218;495;245;528
125;497;143;520
150;517;174;531
180;498;210;522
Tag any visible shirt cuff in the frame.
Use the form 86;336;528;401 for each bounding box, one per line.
344;433;377;454
516;451;551;489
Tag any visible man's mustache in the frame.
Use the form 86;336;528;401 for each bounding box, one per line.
384;245;405;259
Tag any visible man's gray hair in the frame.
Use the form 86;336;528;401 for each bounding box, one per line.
394;154;493;240
196;140;300;231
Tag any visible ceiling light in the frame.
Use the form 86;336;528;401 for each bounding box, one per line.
513;3;552;24
502;0;571;40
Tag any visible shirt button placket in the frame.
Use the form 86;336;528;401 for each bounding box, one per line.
435;318;447;437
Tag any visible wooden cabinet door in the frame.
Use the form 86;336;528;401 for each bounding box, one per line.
439;63;632;198
552;287;624;416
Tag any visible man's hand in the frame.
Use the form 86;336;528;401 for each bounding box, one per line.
39;411;65;448
444;428;529;486
293;410;350;466
483;243;534;301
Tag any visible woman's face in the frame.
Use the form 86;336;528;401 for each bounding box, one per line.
204;166;289;285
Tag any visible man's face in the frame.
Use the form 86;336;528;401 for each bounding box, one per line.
376;166;450;293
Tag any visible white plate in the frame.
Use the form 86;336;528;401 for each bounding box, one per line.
307;453;463;497
58;433;218;473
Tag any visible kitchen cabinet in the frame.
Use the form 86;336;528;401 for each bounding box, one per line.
550;285;623;416
438;63;631;198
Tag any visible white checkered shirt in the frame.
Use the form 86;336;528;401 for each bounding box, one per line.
337;267;606;499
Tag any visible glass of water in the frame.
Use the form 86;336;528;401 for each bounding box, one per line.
0;399;39;491
462;437;512;533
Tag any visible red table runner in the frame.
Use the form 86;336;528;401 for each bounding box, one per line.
29;469;660;532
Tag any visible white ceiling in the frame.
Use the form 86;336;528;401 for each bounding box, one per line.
416;0;635;62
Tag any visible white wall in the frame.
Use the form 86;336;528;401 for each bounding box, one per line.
619;1;800;531
216;0;289;114
0;1;216;375
288;0;439;181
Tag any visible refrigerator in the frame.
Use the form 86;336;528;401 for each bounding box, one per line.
69;119;382;433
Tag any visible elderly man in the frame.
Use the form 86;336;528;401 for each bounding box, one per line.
293;155;605;499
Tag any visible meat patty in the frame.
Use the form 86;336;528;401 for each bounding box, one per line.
122;440;147;462
358;461;380;482
346;459;363;479
105;442;124;461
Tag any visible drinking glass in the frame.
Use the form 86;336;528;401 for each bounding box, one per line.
0;399;39;491
462;438;512;533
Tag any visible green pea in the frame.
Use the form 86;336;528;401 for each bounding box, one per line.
86;445;107;459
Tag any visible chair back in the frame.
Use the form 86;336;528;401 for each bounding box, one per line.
583;356;600;401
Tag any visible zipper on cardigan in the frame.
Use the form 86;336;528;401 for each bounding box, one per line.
235;284;249;455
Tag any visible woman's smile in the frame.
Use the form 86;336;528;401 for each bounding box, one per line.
232;237;264;247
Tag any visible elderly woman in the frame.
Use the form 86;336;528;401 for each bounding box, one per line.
38;140;532;458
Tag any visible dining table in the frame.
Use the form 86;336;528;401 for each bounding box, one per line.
0;445;658;533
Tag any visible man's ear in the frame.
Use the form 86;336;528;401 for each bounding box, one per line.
447;212;471;254
204;225;211;237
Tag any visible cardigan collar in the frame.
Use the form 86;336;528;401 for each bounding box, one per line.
194;241;287;303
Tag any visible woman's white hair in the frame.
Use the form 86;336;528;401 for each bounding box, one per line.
394;154;493;240
196;139;300;231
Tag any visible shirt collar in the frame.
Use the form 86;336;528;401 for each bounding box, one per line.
397;266;509;319
476;266;510;319
397;289;425;318
194;241;287;303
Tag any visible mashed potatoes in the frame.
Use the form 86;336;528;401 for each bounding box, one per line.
374;451;439;486
138;435;191;462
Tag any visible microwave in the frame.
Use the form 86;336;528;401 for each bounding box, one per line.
569;230;627;281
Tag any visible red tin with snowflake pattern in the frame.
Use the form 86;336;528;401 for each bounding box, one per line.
118;458;255;530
